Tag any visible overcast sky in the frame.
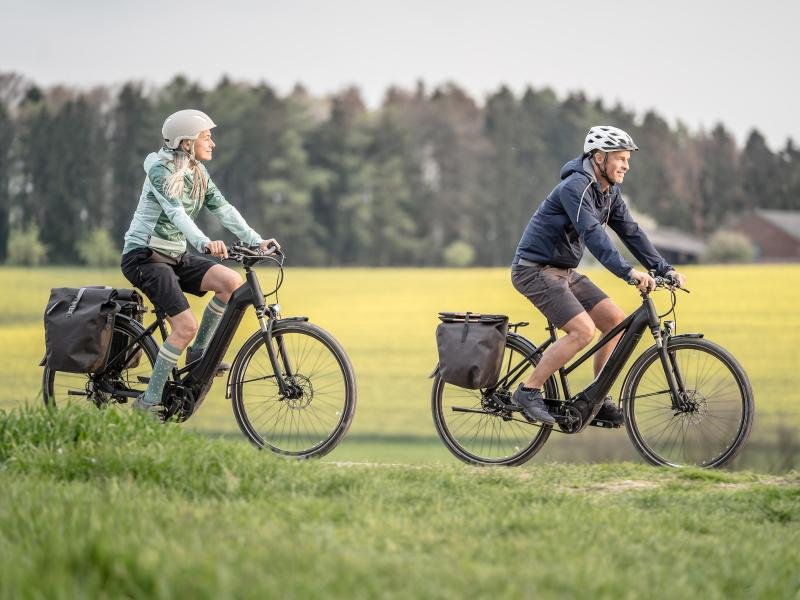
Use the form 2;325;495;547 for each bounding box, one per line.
2;0;796;149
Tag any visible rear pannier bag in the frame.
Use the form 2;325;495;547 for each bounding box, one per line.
107;288;145;370
43;287;120;373
435;312;508;389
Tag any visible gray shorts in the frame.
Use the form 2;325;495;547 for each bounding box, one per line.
511;263;608;329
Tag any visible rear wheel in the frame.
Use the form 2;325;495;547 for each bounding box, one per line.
230;321;356;459
42;317;158;410
622;337;754;468
431;334;556;466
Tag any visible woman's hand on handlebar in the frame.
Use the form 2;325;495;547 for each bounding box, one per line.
665;270;687;289
205;240;229;259
259;238;281;255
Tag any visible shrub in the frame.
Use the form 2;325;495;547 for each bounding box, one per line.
76;228;120;267
443;240;475;267
703;230;756;264
5;224;47;266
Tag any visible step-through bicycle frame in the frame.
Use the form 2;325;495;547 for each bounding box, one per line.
492;287;698;411
97;251;302;412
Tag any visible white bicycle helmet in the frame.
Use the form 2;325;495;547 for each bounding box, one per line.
162;109;216;150
583;125;638;154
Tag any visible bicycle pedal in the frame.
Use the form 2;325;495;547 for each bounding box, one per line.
590;419;622;429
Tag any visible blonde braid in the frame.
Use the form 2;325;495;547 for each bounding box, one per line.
165;140;208;202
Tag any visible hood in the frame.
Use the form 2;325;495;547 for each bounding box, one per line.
559;156;597;182
143;147;175;173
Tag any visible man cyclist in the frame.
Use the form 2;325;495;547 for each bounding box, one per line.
510;125;686;426
120;109;280;416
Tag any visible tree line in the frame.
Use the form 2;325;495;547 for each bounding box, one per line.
0;72;797;266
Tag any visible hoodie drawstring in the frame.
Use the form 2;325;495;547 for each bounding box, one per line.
575;181;592;223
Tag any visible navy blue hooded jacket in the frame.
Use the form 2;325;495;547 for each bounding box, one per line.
513;156;672;279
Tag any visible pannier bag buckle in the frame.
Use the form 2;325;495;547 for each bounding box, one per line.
65;288;87;318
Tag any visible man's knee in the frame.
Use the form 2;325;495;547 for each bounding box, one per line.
564;314;596;347
591;299;626;333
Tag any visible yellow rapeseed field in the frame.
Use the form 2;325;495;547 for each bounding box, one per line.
1;264;797;449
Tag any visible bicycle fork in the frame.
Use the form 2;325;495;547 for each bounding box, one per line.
257;304;298;399
646;302;691;412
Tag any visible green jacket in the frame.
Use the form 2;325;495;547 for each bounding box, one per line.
122;150;262;255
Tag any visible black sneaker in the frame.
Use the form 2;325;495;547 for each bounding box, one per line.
511;384;556;425
186;348;230;376
593;397;624;426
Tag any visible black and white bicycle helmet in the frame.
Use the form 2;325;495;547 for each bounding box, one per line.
583;125;639;154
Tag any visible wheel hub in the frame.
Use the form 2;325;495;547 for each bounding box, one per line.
481;389;515;420
675;389;708;424
282;374;313;408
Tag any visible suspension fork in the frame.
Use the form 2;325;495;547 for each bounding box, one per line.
645;296;687;410
258;305;294;397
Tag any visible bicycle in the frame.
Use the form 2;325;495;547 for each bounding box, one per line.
42;245;357;459
432;275;754;468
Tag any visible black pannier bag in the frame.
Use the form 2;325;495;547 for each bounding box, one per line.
107;288;145;369
43;287;120;373
435;312;509;389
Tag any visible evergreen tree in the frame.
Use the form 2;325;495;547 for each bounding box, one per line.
697;124;743;233
109;83;156;246
0;102;12;260
742;130;781;211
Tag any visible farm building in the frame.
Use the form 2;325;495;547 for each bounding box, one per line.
647;227;706;265
731;209;800;262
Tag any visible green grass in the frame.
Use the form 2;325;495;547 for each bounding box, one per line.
1;265;799;470
1;407;798;599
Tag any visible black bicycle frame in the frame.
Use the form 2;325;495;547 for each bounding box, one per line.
101;266;296;399
494;293;686;407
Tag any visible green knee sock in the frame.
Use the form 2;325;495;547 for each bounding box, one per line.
189;296;227;354
143;340;181;406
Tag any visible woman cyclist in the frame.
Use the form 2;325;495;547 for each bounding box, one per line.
120;109;280;415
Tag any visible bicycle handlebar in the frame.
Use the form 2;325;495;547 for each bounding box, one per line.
627;273;690;293
204;243;284;266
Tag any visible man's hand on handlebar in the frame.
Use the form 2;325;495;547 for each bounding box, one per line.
205;240;228;259
628;269;656;293
665;270;687;289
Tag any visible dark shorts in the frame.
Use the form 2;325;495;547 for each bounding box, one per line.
511;263;608;329
120;248;217;317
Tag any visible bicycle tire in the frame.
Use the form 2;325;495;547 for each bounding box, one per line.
230;320;356;459
431;333;557;466
622;337;754;468
42;316;158;410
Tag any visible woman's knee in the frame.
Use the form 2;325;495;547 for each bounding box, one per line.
223;270;243;295
169;311;198;343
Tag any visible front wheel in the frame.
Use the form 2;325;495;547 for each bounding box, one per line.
622;337;754;468
230;321;356;459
